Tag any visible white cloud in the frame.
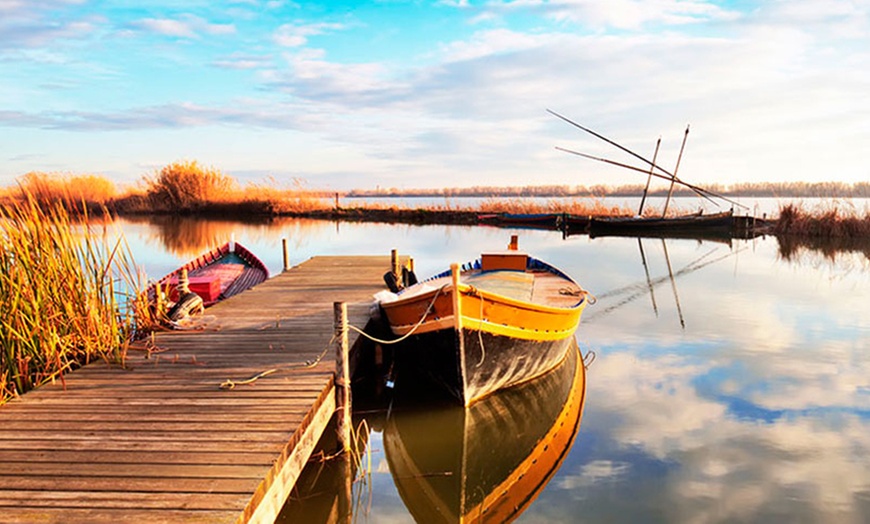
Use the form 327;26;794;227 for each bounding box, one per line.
131;14;235;39
212;52;273;70
0;102;310;131
273;22;345;47
135;17;195;38
479;0;741;29
0;0;85;12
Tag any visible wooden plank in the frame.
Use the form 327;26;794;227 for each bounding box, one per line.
2;509;241;524
0;255;396;523
241;382;337;524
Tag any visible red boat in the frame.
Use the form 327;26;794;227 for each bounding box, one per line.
151;241;269;310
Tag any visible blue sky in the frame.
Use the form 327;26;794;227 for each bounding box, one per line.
1;1;868;190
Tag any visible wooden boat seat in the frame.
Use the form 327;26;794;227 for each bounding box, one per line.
466;271;534;302
530;271;587;309
166;275;222;302
190;263;247;296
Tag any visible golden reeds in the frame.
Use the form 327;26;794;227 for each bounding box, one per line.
476;196;634;216
143;160;237;211
17;171;118;209
0;197;148;404
775;203;870;238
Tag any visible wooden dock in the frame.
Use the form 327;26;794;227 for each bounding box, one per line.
0;255;394;523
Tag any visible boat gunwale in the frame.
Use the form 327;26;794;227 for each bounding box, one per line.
146;241;270;307
388;255;587;311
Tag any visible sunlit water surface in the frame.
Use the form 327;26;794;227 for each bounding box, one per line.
118;214;870;523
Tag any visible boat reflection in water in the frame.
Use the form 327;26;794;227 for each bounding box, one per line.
384;340;587;523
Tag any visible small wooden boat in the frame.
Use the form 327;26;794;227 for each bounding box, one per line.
495;213;563;230
384;341;586;523
560;213;591;234
151;240;269;311
378;236;589;406
589;210;734;238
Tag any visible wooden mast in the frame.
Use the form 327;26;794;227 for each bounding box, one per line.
662;125;690;218
638;137;661;216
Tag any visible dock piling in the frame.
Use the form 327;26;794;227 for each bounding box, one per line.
334;301;351;453
282;238;290;272
391;249;400;281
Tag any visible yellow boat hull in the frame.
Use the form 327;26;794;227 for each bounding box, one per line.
379;259;587;406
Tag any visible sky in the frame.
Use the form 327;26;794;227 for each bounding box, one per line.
1;0;868;191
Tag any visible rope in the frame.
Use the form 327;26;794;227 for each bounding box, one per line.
219;333;337;390
476;290;486;367
348;285;447;345
219;282;449;389
583;349;596;369
559;287;597;305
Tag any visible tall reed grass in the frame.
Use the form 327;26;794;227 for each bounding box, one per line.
144;160;237;211
17;171;118;209
0;197;149;404
776;203;870;238
475;197;634;216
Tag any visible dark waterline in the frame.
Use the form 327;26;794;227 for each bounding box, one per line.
117;215;870;523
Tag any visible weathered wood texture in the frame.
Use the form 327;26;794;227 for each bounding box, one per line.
0;255;393;524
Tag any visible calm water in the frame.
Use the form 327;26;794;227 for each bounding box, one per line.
119;215;870;523
344;195;870;218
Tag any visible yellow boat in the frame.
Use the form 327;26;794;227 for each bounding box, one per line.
384;341;587;523
378;237;589;406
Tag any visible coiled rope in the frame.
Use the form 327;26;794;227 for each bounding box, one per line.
560;287;597;305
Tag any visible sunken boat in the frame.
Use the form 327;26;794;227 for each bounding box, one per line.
150;240;269;315
589;210;735;238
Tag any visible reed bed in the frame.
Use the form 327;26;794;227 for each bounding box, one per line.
16;171;118;210
338;196;635;217
775;203;870;238
475;196;633;216
0;198;149;404
143;160;237;212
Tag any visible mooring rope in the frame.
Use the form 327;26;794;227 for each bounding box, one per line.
218;285;447;389
559;287;597;304
347;284;447;345
218;333;337;390
583;349;596;369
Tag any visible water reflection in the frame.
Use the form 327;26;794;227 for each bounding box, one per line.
104;217;870;522
384;342;586;523
776;234;870;265
122;215;340;258
586;237;738;327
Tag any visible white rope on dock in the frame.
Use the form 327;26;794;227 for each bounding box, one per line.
219;283;449;389
347;284;447;345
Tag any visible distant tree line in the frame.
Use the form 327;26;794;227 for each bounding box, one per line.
347;181;870;199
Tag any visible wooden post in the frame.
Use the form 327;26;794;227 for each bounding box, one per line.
337;454;352;523
391;249;400;280
451;263;468;406
282;238;290;272
334;302;351;453
178;268;189;294
334;192;340;209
